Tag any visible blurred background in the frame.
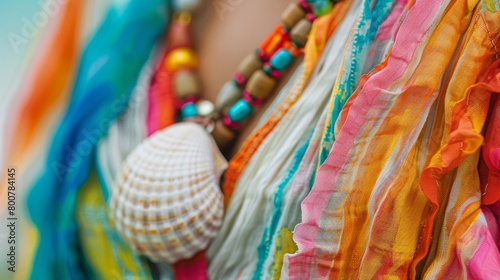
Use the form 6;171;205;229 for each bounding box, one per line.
0;2;108;279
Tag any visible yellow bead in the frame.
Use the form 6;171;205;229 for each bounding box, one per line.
165;48;198;72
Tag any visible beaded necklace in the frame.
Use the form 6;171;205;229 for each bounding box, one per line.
109;0;335;276
166;0;334;146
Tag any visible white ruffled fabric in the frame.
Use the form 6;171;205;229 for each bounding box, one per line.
96;51;159;198
207;4;361;278
256;63;305;129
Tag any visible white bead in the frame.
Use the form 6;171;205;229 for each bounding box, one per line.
216;81;242;110
196;100;215;117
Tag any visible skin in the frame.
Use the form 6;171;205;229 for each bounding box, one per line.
194;0;302;156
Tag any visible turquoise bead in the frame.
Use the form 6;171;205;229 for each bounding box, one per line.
263;66;272;76
270;49;294;70
228;99;253;122
313;1;333;16
181;103;198;119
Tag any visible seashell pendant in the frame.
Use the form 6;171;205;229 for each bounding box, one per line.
110;122;227;263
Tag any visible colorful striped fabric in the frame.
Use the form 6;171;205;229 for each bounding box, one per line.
316;0;397;167
480;59;500;205
26;0;170;278
146;33;177;137
96;54;155;199
8;0;499;278
208;7;357;279
420;5;500;275
0;1;84;278
261;0;408;278
81;49;166;279
76;168;153;279
3;0;82;168
284;0;480;277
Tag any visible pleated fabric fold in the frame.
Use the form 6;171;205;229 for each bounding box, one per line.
76;168;154;279
208;5;358;279
27;1;170;278
316;0;398;167
260;0;406;278
11;0;499;278
284;0;476;277
96;53;157;199
419;6;500;275
480;59;500;205
79;50;166;279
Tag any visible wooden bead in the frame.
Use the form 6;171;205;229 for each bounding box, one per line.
290;19;312;47
245;69;277;99
237;53;263;80
211;120;235;147
174;71;201;98
281;3;306;29
216;81;242;111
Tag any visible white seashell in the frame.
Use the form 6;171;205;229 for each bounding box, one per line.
110;122;227;263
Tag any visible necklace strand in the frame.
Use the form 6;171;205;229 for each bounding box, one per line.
159;0;335;147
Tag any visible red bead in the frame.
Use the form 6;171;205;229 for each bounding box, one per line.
233;72;246;87
175;96;199;109
306;13;317;22
270;69;282;79
263;61;284;79
243;90;265;107
223;114;241;130
258;50;270;62
263;62;272;71
299;0;313;13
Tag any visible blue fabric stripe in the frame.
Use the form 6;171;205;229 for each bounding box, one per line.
252;130;314;280
27;1;169;278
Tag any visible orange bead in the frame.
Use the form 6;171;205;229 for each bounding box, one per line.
283;41;302;56
165;47;198;72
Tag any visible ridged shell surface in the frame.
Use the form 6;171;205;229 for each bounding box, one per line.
110;122;227;263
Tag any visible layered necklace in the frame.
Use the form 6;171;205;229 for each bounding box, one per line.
109;0;334;276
